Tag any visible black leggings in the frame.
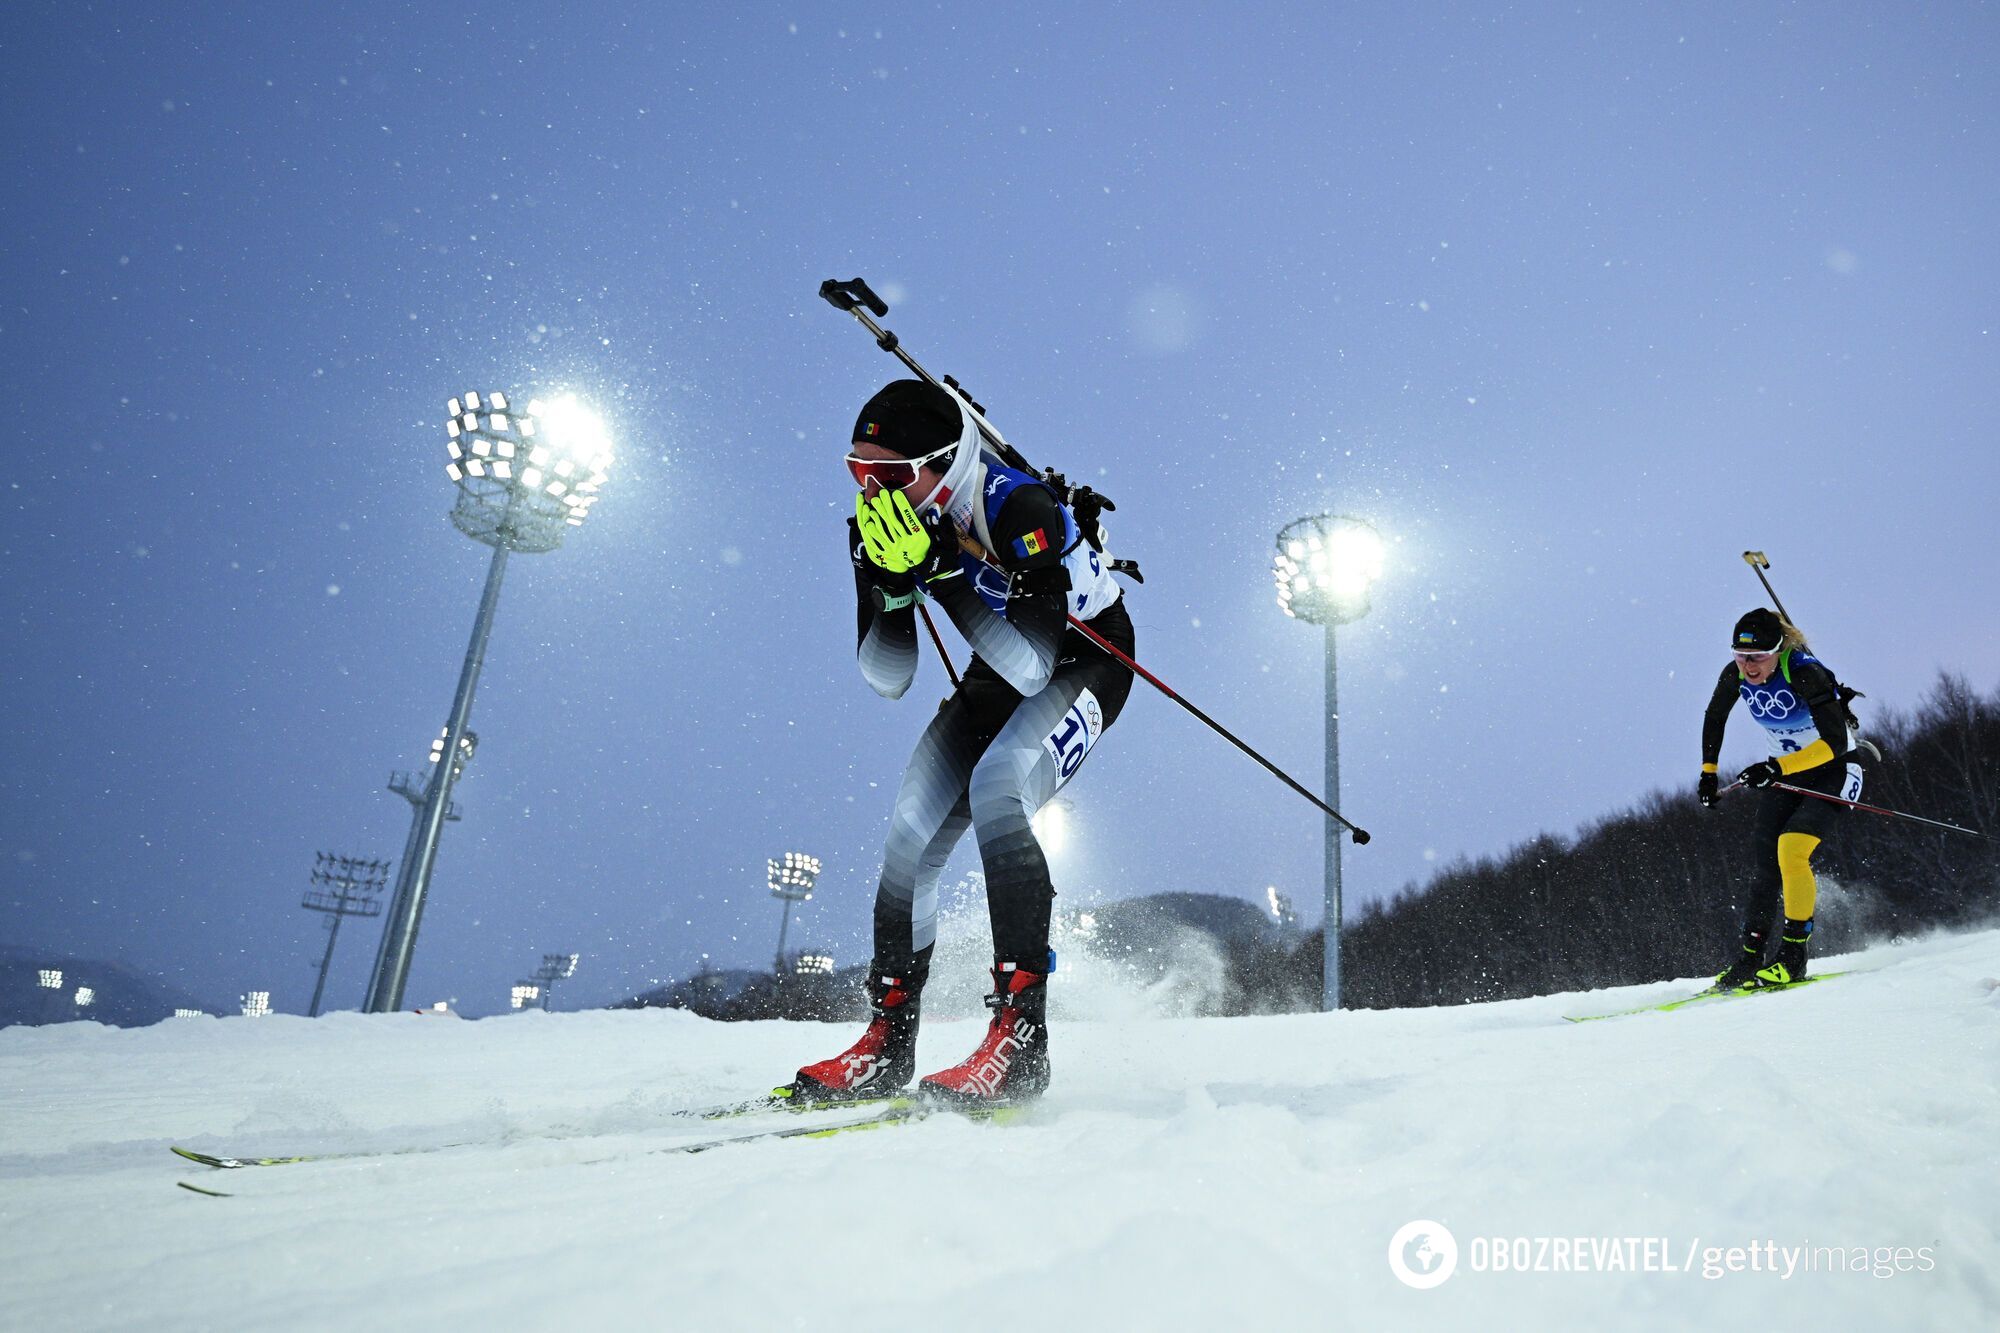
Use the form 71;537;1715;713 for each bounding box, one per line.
872;599;1134;973
1742;761;1847;937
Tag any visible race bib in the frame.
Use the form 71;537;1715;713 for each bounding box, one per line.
1043;688;1105;788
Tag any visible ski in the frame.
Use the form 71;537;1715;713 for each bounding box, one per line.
1564;971;1845;1023
175;1179;233;1198
686;1086;903;1121
172;1097;1029;1193
598;1094;1027;1160
167;1089;905;1171
171;1144;395;1170
167;1087;936;1173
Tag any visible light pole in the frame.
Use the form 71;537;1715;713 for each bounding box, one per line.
1274;514;1384;1012
364;391;613;1014
532;952;579;1012
768;852;821;975
371;732;470;1010
302;853;388;1017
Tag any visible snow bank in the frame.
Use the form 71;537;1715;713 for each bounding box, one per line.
4;930;1997;1330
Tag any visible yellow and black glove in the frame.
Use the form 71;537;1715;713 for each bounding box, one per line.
855;491;962;605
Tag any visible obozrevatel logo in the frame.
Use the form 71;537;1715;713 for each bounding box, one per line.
1388;1220;1459;1289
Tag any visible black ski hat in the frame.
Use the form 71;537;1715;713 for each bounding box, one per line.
852;379;961;459
1732;608;1786;653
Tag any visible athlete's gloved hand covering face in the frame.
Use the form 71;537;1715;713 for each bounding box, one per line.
1739;758;1783;789
850;516;918;611
1697;771;1719;807
855;490;962;585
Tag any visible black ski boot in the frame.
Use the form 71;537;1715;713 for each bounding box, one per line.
787;964;924;1103
1751;919;1813;987
1715;928;1769;991
919;960;1050;1106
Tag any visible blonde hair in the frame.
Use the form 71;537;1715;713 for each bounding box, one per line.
1778;616;1810;653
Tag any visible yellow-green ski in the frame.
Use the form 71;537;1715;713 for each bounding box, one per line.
1564;971;1845;1023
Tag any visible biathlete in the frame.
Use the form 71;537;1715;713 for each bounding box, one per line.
786;379;1134;1106
1699;608;1865;990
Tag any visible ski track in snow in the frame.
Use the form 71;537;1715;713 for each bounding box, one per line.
4;931;1999;1330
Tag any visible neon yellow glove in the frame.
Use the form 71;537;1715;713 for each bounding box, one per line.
854;491;960;583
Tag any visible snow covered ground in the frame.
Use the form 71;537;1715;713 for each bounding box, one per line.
4;930;1998;1331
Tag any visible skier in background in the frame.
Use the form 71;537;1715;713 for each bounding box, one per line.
1699;608;1865;989
785;379;1134;1106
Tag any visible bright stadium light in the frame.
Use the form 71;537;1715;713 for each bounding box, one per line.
510;983;541;1011
1273;513;1384;1012
173;1008;204;1019
795;954;835;976
365;389;615;1015
37;969;62;990
240;991;272;1018
74;987;95;1008
1273;514;1384;625
768;852;821;975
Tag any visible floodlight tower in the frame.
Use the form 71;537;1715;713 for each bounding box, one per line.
364;391;612;1014
531;952;580;1012
370;732;470;1009
768;852;821;975
302;853;388;1017
1273;514;1384;1012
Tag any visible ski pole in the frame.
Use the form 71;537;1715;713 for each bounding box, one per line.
1063;609;1371;843
1766;780;1989;839
917;605;961;689
1713;742;1874;803
1741;551;1796;624
947;532;1370;843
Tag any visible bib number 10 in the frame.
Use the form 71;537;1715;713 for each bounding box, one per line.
1043;689;1105;787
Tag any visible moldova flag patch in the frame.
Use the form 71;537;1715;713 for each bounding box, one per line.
1013;528;1049;559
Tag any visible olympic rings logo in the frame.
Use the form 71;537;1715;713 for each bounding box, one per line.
1742;687;1798;719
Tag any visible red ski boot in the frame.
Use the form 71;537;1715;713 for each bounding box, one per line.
787;966;923;1104
919;961;1049;1106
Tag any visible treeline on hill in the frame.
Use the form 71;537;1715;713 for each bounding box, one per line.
629;673;1996;1020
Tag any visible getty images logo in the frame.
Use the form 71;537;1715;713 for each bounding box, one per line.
1388;1220;1459;1289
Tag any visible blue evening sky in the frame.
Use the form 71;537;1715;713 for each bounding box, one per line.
3;2;1995;1013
